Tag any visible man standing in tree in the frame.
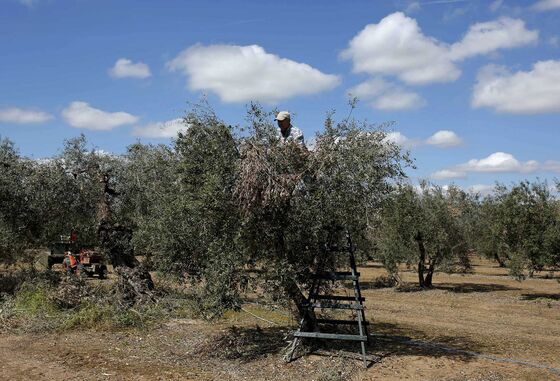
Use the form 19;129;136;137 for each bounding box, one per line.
275;111;305;146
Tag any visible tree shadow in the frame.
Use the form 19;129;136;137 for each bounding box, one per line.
434;282;520;293
393;282;520;293
201;325;289;361
291;320;481;366
204;319;483;367
521;293;560;301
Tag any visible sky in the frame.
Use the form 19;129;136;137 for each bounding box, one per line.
1;0;559;194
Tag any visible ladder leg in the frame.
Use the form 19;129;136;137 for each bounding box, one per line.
286;314;307;362
360;341;367;368
287;278;318;363
286;336;300;362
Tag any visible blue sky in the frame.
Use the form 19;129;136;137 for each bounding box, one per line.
1;0;559;194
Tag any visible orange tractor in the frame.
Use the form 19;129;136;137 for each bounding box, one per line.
77;249;107;279
49;234;107;278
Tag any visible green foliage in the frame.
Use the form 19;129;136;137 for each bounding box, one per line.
377;182;471;287
0;137;34;262
1;273;198;332
477;181;560;278
14;283;58;316
121;101;410;317
0;135;112;265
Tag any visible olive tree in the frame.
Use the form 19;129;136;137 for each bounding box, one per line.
0;138;32;263
478;181;560;278
133;102;410;318
377;182;471;288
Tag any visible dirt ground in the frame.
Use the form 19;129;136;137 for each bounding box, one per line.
1;257;559;381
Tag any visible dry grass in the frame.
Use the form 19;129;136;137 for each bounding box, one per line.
0;256;559;380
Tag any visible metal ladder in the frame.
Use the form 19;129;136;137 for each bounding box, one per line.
286;232;369;367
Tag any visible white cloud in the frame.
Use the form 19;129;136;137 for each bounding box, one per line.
132;118;188;138
425;130;463;148
457;152;539;173
472;61;560;114
431;169;467;180
449;18;538;61
109;58;151;79
349;77;387;99
341;12;537;85
467;184;496;196
62;101;138;130
93;149;115;158
349;78;425;110
383;132;420;148
384;129;462;149
374;90;426;110
543;161;560;173
0;107;53;124
167;44;340;104
532;0;560;11
341;12;458;85
432;152;539;180
433;153;560;180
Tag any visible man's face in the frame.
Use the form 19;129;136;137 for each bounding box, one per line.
277;118;290;132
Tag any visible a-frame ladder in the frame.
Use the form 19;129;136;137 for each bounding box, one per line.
286;232;369;367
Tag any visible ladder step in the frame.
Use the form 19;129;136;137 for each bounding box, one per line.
315;318;369;326
310;294;365;302
304;302;363;310
310;271;360;281
293;331;368;342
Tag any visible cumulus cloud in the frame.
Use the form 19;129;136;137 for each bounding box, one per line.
62;101;138;130
349;78;425;110
341;12;537;85
425;130;463;148
457;152;539;173
384;129;463;149
341;13;458;85
431;152;539;180
374;90;426;110
132;118;188;138
449;18;538;61
532;0;560;11
431;169;468;180
167;44;340;104
383;132;419;148
109;58;151;79
472;61;560;114
467;184;496;196
0;107;53;124
543;161;560;173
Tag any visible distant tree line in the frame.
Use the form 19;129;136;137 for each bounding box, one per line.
1;102;558;315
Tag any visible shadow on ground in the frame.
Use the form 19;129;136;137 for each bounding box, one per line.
199;325;290;361
388;282;520;293
434;282;520;293
201;320;483;365
521;293;560;301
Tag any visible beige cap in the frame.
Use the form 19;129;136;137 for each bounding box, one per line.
275;111;290;121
